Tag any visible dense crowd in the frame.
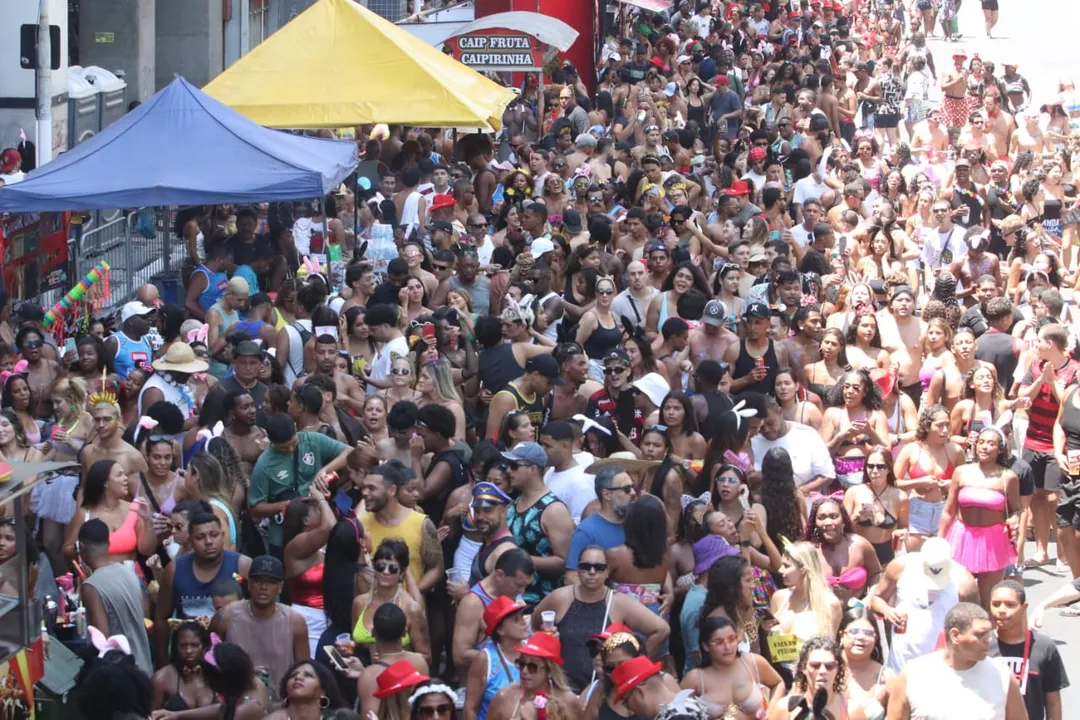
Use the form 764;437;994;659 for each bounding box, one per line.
6;1;1080;720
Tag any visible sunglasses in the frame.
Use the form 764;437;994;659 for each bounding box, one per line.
603;366;629;375
846;627;876;638
715;475;741;486
588;196;604;203
433;263;452;271
596;288;614;296
22;340;43;349
416;705;454;718
470;222;489;229
579;561;609;574
608;484;636;496
515;659;543;673
373;561;401;575
391;367;412;376
808;661;838;671
866;463;888;471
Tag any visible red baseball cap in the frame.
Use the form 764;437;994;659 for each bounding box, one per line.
713;75;730;86
726;180;751;197
749;147;767;163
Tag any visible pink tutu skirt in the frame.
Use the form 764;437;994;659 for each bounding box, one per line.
945;520;1015;574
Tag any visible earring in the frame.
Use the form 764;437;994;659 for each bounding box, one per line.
320;696;331;709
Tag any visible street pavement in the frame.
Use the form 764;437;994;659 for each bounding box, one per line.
919;0;1080;704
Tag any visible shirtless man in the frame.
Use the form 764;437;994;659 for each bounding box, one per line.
81;401;148;483
312;335;366;416
588;139;623;183
957;113;995;160
817;75;843;137
939;50;970;144
616;208;651;263
982;88;1014;160
632;125;666;163
689;306;738;369
949;228;1001;308
19;328;61;419
836;80;858;146
780;304;825;382
565;134;595;175
1009;110;1052;156
909;108;949;161
222;389;269;475
877;286;928;408
548;343;589;422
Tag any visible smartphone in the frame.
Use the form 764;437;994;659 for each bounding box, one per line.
323;646;348;672
64;337;77;354
422;322;436;342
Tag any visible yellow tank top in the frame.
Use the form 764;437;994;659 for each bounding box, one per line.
356;508;428;583
272;307;287;331
351;587;412;646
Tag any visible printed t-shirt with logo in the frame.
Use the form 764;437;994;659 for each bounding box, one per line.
249;431;349;546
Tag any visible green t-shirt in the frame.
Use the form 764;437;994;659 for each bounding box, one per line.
249;431;349;546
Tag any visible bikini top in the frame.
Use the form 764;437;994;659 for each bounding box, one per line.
827;565;868;592
854;490;898;530
908;447;954;480
958;485;1006;511
698;655;765;716
352;588;412;646
85;504;139;556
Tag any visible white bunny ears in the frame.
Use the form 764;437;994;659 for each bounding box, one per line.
728;399;758;434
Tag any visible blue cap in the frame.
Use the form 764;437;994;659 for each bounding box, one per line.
472;481;513;508
501;441;548;468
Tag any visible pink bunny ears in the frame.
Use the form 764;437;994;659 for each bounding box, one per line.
187;323;209;344
88;626;132;658
0;360;29;387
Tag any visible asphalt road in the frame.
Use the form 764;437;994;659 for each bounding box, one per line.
917;0;1080;705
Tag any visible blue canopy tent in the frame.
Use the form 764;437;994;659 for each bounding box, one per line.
0;77;357;212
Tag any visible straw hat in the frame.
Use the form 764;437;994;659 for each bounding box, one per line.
152;343;209;374
585;451;662;474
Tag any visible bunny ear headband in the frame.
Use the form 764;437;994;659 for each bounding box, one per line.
982;410;1014;445
88;626;132;658
573;413;612;437
197;421;225;444
727;399;758;434
187;323;210;344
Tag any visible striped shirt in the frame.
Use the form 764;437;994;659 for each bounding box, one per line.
1021;358;1079;453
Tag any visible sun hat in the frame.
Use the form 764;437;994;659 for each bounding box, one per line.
429;194;455;212
152;342;209;374
693;535;740;575
585;451;662;474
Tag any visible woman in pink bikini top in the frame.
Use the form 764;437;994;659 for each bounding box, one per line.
806;496;883;604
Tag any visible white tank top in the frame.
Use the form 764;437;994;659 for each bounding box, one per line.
539;292;561;341
400;191;422;236
905;654;1009;720
886;560;960;674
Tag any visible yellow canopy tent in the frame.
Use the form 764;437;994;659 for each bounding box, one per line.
203;0;516;131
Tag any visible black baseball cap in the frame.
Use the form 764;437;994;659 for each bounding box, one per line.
249;555;284;581
744;302;771;319
234;341;262;357
525;355;565;385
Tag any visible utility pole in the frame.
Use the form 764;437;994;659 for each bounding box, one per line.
36;0;53;165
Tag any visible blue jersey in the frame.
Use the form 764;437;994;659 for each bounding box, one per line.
194;265;228;312
111;331;152;379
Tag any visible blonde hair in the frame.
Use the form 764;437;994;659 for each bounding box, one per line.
422;358;462;405
52;376;88;408
447;288;473;313
786;541;839;637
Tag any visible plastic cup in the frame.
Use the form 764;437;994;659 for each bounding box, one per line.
541;611;556;631
335;633;354;657
448;568;470;586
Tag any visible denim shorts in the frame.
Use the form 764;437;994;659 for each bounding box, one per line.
908;496;945;535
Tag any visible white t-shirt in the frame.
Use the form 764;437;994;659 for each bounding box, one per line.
750;422;835;486
690;14;712;38
292;217;314;256
742;169;767;191
476;235;496;266
905;654;1009;720
544;463;595;524
283;319;312;386
790;223;814;248
369;335;410;394
792;175;829;206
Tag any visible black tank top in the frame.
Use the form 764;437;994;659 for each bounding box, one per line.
469;533;516;586
557;589;611;692
1061;387;1080;454
478;344;524;394
582;316;623;361
498;383;545;440
733;339;779;395
699;390;734;438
